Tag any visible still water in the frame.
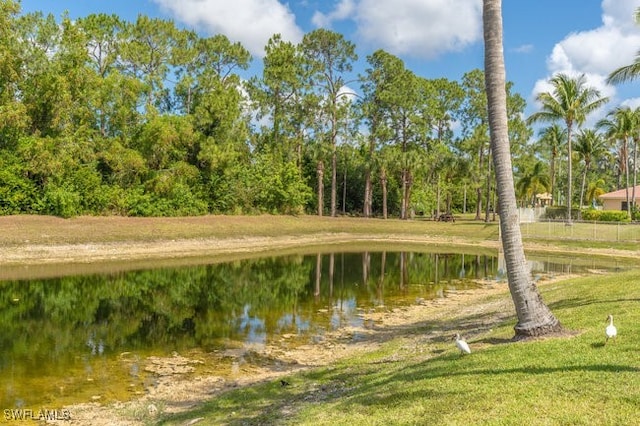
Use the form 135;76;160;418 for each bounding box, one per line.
0;249;625;410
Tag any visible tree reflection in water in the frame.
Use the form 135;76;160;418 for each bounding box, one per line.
0;249;613;408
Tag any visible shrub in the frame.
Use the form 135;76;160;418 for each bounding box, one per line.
543;206;579;220
580;209;631;222
44;184;82;218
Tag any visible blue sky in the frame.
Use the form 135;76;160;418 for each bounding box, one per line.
18;0;640;121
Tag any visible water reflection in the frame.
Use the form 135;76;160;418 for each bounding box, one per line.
0;249;624;409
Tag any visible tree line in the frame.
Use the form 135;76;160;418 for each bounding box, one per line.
0;1;636;219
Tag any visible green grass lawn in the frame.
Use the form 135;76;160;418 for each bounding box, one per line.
2;214;638;424
158;269;640;426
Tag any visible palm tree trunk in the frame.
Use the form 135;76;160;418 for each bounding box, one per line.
483;0;561;339
633;136;638;215
550;149;556;206
579;161;588;220
567;125;573;223
624;137;631;217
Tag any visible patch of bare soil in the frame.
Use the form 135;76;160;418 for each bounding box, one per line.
45;274;579;426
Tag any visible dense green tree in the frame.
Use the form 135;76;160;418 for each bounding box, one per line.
249;35;305;161
2;3;612;221
118;15;179;114
574;129;607;215
597;106;635;216
358;49;403;217
516;161;550;207
536;124;566;205
527;73;608;222
300;29;357;217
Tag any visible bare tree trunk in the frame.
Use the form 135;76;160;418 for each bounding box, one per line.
364;168;372;217
331;145;337;217
405;170;413;219
436;176;442;218
317;161;324;217
342;164;347;215
483;0;561;338
381;167;388;219
401;168;408;219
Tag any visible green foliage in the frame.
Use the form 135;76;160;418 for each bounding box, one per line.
249;153;312;214
581;209;631;222
0;6;628;220
43;183;82;218
544;206;580;220
0;153;41;214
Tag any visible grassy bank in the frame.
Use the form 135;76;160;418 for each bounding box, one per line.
2;214;639;424
1;214;639;257
159;269;640;425
0;214;500;245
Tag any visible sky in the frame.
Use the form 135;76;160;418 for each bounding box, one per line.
18;0;640;124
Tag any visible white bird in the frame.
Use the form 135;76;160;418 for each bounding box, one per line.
605;314;617;344
454;333;471;355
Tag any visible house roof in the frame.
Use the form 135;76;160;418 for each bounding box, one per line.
598;185;640;200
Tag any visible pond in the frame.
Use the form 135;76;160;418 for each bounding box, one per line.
0;248;628;411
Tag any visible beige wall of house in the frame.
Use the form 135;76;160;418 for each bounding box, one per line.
602;199;623;210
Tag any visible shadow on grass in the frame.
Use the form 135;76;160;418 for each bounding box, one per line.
155;273;640;425
158;352;640;426
549;297;640;311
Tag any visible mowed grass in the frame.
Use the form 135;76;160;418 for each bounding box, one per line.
2;214;639;424
0;214;499;245
159;269;640;426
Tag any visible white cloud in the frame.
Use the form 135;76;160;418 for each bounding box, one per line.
512;44;534;54
312;0;356;28
621;97;640;108
152;0;304;58
354;0;482;58
533;0;640;112
315;0;482;59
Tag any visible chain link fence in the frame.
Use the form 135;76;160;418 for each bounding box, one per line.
520;220;640;243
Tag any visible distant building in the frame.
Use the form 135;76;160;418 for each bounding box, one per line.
598;185;640;211
535;192;552;207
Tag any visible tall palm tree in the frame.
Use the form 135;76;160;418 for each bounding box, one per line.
606;8;640;85
483;0;561;338
597;106;634;217
527;74;608;222
537;124;566;206
574;129;607;217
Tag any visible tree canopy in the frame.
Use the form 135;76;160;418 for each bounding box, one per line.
0;1;634;219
